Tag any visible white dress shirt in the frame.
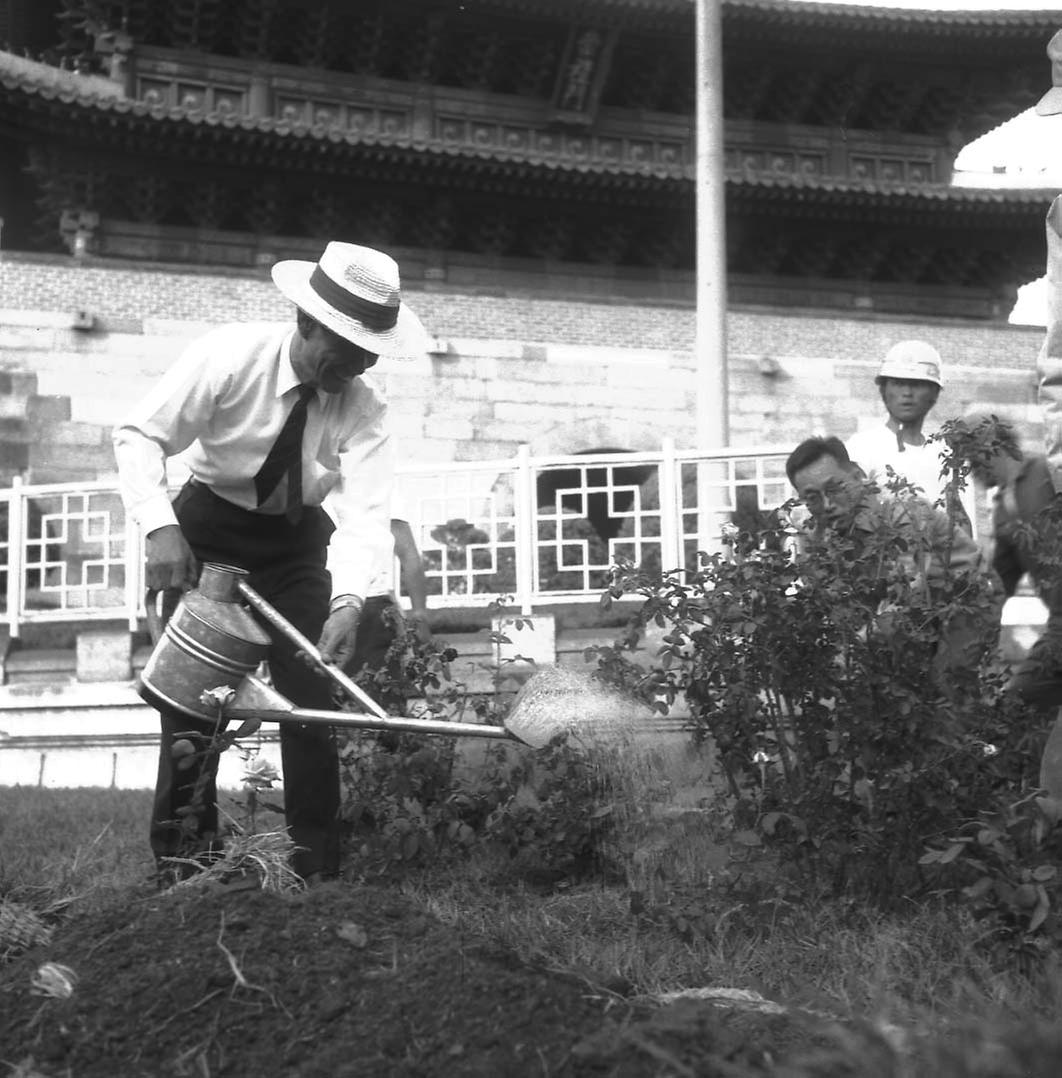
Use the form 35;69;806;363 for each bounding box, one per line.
113;322;393;601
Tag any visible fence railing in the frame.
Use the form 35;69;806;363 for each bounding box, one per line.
0;440;797;635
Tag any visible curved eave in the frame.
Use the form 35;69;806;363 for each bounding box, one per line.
730;173;1056;210
474;0;1057;33
730;175;1055;231
723;0;1058;36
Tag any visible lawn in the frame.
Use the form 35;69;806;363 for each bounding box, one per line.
3;783;1062;1076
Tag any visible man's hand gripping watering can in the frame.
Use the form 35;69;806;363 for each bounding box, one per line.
139;563;561;748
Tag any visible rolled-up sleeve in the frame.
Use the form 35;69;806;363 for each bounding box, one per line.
112;336;220;535
326;403;394;601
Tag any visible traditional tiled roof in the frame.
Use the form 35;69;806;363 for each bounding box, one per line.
3;50;1057;216
723;0;1057;32
0;52;691;183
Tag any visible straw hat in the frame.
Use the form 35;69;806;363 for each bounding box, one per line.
1037;30;1062;117
271;242;428;356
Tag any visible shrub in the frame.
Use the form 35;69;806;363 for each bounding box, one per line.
919;790;1062;975
591;474;1024;905
336;602;616;880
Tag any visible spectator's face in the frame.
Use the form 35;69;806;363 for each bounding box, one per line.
792;456;864;529
880;378;939;425
976;448;1012;489
295;320;379;393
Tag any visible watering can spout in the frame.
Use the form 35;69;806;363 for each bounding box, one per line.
231;675;295;716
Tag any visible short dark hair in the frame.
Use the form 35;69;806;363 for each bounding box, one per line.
785;436;852;486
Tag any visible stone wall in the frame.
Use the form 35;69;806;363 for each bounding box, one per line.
0;250;1047;485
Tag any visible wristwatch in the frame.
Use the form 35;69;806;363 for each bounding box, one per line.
329;594;364;615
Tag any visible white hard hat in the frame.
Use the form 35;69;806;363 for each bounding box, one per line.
875;340;943;388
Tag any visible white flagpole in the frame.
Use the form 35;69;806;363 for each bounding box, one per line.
695;0;729;555
695;0;729;453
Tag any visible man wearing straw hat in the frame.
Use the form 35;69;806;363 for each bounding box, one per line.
114;242;429;884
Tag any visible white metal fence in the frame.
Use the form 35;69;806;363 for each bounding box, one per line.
0;440;794;635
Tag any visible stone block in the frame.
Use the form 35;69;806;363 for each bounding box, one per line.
70;391;149;427
3;647;76;686
408;438;458;462
474;356;498;380
388;413;425;440
457;440;520;461
32;442;114;470
0;443;29;471
421;417;475;441
381;371;432;400
492;399;579;422
0;416;30;440
141;318;230;337
76;628;133;682
27;395;72;424
446;338;525;360
606;361;676;389
593;384;689;411
50;421;110;446
28;447;116;484
549;344;671;367
0;397;31;420
0;308;78;329
474;419;549;446
0;328;57;352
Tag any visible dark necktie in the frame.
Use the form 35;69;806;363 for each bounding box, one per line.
254;384;315;524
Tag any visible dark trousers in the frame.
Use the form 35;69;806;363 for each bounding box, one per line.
1009;608;1062;708
150;481;341;879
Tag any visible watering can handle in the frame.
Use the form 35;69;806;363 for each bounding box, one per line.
144;588;182;646
235;580;390;722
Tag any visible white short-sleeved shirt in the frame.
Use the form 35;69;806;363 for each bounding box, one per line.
845;421;977;534
846;424;946;503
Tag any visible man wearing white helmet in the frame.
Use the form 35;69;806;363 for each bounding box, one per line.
845;340;974;531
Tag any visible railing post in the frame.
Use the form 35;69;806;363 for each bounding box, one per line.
6;476;25;638
512;444;535;616
658;437;682;575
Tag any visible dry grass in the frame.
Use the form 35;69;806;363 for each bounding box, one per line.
163;814;304;894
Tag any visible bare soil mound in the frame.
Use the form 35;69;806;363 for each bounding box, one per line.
0;878;834;1078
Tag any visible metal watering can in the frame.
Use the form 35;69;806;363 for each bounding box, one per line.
138;563;558;748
